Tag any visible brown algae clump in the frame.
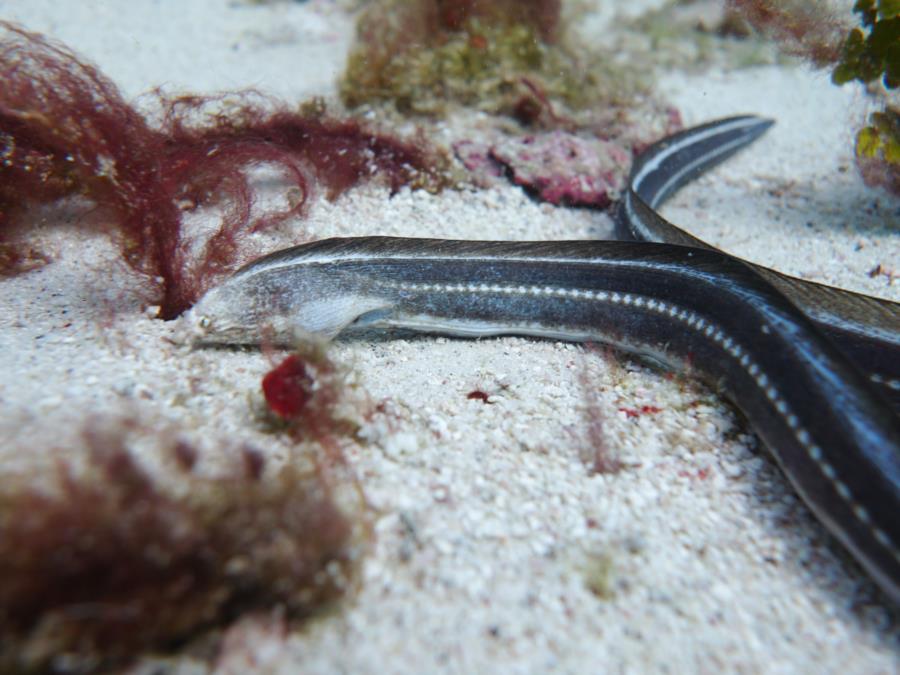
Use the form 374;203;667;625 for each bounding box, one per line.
340;0;646;127
0;418;366;673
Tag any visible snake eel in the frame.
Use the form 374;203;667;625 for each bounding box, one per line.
188;116;900;604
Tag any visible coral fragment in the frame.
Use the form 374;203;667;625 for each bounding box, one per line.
263;354;315;420
258;343;361;447
488;131;631;208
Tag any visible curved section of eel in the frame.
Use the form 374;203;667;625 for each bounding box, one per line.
616;115;900;411
189;233;900;603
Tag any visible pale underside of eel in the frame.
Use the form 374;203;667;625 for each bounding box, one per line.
187;116;900;605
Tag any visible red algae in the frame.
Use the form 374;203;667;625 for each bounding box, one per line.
0;22;450;318
0;417;364;673
618;405;664;420
577;345;623;476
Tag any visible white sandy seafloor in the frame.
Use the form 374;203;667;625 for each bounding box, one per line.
0;0;898;673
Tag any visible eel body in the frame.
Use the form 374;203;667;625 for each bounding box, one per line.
188;118;900;604
616;115;900;411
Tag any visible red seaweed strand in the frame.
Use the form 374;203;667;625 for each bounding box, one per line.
0;22;449;319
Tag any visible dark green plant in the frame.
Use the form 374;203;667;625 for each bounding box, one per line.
833;2;900;169
856;106;900;164
730;0;900;185
833;0;899;88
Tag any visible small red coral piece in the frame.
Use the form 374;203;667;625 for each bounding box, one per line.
262;355;314;420
466;389;493;403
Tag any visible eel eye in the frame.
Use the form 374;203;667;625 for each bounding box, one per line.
198;315;212;330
